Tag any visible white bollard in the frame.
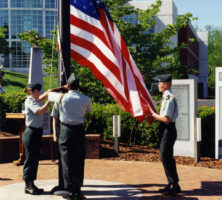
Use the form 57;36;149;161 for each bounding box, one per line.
113;115;121;155
196;118;202;142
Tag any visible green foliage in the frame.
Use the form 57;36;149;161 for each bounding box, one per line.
198;106;215;157
0;92;216;150
69;0;195;102
0;93;160;146
0;26;9;55
0;92;26;134
84;103;160;147
206;26;222;89
71;61;114;103
18;30;58;75
17;0;195;102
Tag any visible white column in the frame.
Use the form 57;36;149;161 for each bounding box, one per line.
215;67;222;159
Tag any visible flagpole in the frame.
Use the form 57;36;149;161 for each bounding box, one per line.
59;0;71;86
51;0;71;193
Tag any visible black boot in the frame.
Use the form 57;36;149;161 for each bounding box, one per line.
158;183;171;193
73;187;85;200
25;180;44;195
162;182;181;196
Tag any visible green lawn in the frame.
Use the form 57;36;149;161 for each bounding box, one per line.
2;70;58;93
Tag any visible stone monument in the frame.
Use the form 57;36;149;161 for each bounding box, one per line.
28;46;50;135
215;67;222;159
172;79;198;157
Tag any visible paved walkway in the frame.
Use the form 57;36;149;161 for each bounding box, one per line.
0;159;222;199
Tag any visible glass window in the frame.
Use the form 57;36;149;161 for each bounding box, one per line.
11;41;31;68
11;10;43;39
11;0;43;8
45;0;57;9
122;13;138;25
0;11;8;27
0;0;8;8
122;13;154;34
0;11;9;39
45;11;57;38
144;26;154;34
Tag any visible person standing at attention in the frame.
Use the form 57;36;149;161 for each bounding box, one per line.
22;83;50;195
50;73;92;200
150;74;181;196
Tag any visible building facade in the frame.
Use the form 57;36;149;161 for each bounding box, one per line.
0;0;208;97
0;0;57;73
128;0;208;98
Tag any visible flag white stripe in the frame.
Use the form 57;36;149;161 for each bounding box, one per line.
125;60;143;116
70;2;157;121
70;24;121;72
70;5;103;31
70;5;112;54
71;43;127;100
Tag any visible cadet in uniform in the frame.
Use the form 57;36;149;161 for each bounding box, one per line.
151;74;181;196
22;83;50;195
51;73;92;200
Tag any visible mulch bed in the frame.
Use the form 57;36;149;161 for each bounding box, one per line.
1;131;221;170
101;140;222;170
0;131;14;138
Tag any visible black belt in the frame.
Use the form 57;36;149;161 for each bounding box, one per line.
60;123;83;128
28;126;43;130
160;122;175;124
160;122;175;127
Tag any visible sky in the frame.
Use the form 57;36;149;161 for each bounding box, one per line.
133;0;222;30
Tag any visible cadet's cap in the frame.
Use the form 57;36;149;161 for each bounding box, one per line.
27;82;42;91
158;74;172;82
67;73;79;85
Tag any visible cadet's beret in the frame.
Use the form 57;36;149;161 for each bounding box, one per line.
68;73;79;85
158;74;172;82
27;82;42;91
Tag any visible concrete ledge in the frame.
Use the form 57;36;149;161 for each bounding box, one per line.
0;134;101;162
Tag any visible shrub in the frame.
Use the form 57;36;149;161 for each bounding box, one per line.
1;92;215;151
198;106;215;157
84;103;160;147
0;92;26;134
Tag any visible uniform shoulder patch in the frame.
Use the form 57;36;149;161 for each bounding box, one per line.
165;95;174;100
165;95;170;100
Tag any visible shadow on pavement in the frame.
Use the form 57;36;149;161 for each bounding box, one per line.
138;181;222;199
181;181;222;196
84;181;222;199
0;178;12;181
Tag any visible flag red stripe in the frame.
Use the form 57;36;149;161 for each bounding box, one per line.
70;15;111;50
70;49;131;113
70;34;122;83
69;2;156;122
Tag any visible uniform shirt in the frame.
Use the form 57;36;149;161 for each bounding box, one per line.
51;90;92;125
160;89;178;122
24;96;43;128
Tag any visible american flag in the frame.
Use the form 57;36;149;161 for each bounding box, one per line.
70;0;156;122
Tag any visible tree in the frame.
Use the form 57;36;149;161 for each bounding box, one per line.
0;26;9;55
73;0;195;102
206;26;222;89
106;0;194;86
18;30;58;75
18;0;195;103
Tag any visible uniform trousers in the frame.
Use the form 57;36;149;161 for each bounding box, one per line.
59;123;86;192
56;122;64;188
159;122;179;184
22;127;43;182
